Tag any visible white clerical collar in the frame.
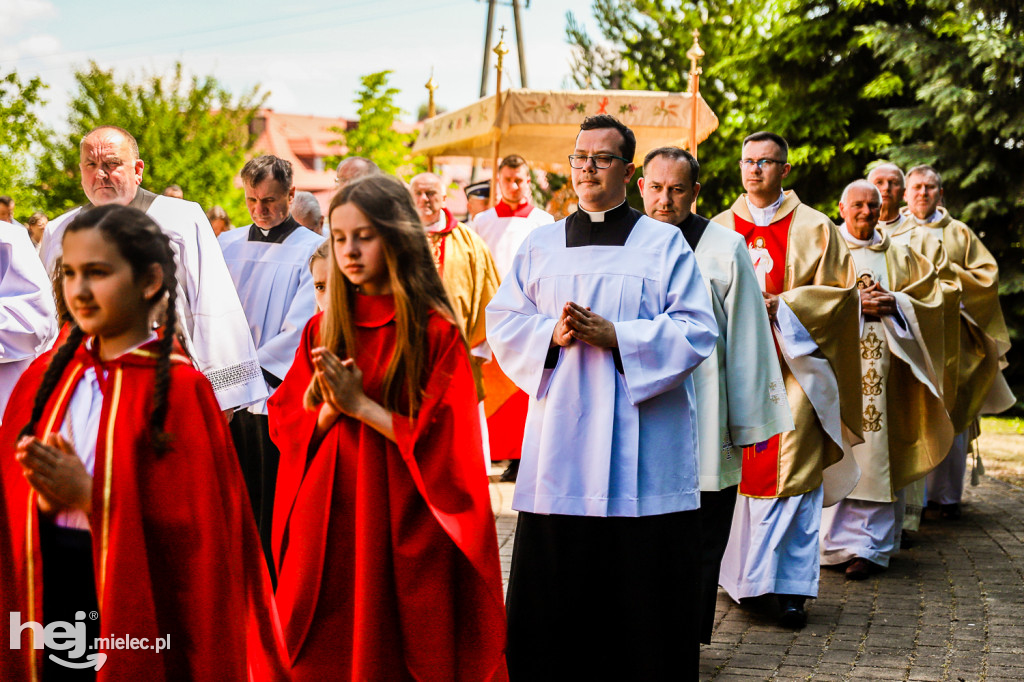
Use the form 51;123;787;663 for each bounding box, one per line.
258;227;271;237
927;209;942;224
425;217;445;233
839;222;881;247
745;192;785;227
578;200;626;223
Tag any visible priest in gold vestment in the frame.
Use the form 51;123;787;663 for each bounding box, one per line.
890;165;1013;518
820;181;953;578
410;173;501;466
714;132;862;628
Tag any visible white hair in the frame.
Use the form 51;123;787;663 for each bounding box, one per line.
840;179;882;205
292;191;323;224
866;162;905;187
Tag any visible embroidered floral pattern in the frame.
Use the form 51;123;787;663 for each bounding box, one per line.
863;403;883;432
861;328;883;360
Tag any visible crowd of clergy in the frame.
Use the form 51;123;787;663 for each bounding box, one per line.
0;114;1012;681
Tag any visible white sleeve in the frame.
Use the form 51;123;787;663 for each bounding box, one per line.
0;224;57;362
255;249;319;382
485;237;560;399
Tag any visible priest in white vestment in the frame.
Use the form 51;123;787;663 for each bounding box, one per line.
487;116;717;680
820;181;952;578
219;155;323;577
639;146;793;643
39;125;266;413
0;220;58;420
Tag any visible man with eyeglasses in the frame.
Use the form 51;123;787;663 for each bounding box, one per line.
487;115;717;680
713;131;862;629
890;165;1013;520
639;146;793;645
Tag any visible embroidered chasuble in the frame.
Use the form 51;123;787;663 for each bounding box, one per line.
427;208;500;398
713;191;862;499
844;231;952;502
892;207;1014;431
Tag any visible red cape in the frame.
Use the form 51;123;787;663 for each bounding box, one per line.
269;296;507;681
0;338;289;681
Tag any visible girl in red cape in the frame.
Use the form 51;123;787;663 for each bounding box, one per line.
269;175;507;681
0;205;288;681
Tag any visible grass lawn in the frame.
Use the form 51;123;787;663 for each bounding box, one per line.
978;417;1024;488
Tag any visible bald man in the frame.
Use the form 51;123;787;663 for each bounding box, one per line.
40;125;266;412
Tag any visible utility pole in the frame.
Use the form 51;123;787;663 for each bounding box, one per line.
479;0;497;97
511;0;528;86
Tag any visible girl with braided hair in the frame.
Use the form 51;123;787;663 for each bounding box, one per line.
0;205;287;681
269;175;507;681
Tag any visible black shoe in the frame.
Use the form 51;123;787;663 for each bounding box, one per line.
940;503;962;520
900;530;916;549
499;459;520;483
777;595;807;629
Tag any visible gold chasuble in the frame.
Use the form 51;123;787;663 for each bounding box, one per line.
714;191;862;498
427;207;501;398
892;207;1014;432
846;231;952;500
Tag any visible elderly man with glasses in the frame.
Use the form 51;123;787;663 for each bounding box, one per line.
713;131;863;629
487;114;717;680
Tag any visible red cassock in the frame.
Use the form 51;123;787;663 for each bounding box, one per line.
269;294;507;681
0;339;289;681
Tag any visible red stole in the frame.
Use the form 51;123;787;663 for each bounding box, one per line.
0;339;288;681
732;212;794;497
494;201;534;219
269;299;507;680
427;207;459;275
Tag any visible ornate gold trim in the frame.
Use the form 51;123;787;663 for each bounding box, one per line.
99;368;123;610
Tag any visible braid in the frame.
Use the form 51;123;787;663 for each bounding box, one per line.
149;284;178;454
20;326;86;439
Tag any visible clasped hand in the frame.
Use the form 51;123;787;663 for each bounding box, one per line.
859;282;897;317
17;434;92;517
552;301;618;348
312;347;369;418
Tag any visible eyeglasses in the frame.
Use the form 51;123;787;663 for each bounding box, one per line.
739;158;786;170
568;154;629;169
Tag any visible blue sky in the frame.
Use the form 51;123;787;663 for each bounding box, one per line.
1;0;597;130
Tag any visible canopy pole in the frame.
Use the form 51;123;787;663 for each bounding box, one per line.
425;70;438;173
686;29;705;212
686;29;705;160
489;29;509;208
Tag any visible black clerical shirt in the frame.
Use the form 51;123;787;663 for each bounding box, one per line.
247;215;302;244
676;212;711;251
564;201;643;247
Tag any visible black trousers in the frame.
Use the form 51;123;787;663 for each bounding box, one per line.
229;410;279;584
506;509;701;681
698;486;738;643
39;521;99;682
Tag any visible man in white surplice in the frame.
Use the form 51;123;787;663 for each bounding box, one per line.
487;116;717;680
0;220;58;421
219;155;323;576
638;146;793;645
39;125;266;413
820;180;952;578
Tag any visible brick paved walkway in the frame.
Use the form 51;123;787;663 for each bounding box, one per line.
489;474;1024;681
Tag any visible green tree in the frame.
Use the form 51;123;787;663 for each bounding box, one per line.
566;0;918;218
0;70;52;218
327;71;426;177
863;0;1024;402
37;62;266;224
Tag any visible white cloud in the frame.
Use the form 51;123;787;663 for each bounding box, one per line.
0;0;57;37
